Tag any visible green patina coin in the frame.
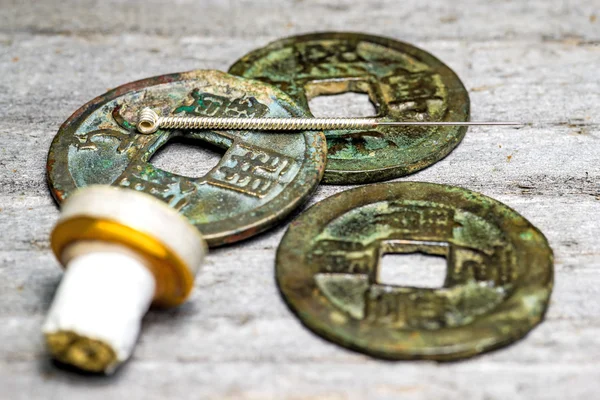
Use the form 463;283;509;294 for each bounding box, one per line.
47;70;326;246
229;32;470;184
276;182;553;360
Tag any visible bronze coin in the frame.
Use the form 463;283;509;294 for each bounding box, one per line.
229;32;470;184
276;182;553;360
47;70;327;246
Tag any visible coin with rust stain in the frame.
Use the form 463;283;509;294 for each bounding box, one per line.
276;182;553;360
47;70;327;246
229;32;470;184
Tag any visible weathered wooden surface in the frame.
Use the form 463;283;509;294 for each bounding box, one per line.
0;1;599;399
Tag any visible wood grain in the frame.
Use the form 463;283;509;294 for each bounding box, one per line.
0;0;599;398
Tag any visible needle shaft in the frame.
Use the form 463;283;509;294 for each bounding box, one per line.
378;121;522;126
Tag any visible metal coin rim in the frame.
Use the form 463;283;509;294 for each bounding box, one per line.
275;182;554;360
229;32;470;184
47;70;327;247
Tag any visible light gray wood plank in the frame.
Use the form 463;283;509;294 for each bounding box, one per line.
1;0;599;42
0;0;599;398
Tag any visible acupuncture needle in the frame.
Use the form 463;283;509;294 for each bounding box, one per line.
136;108;524;134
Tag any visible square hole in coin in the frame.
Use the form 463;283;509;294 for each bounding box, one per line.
150;136;224;178
378;253;447;288
308;92;377;118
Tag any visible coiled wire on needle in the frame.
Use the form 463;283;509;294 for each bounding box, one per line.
137;108;376;134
